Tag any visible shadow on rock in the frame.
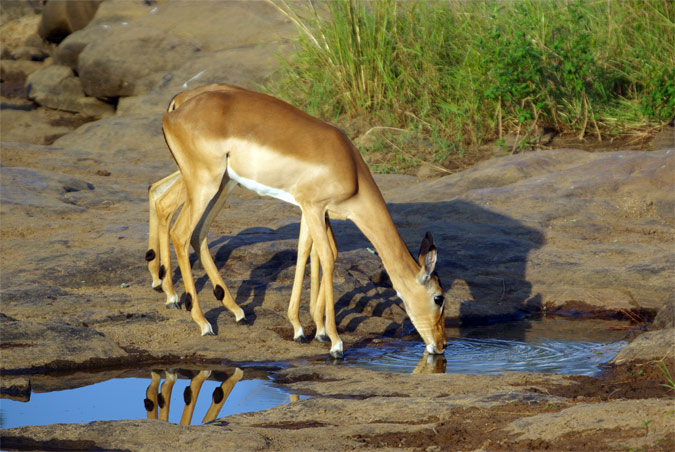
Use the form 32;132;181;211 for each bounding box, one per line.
175;199;544;341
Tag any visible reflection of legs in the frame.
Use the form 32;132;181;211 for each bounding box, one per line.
144;371;161;420
180;370;212;426
202;368;244;423
159;370;177;421
192;179;246;323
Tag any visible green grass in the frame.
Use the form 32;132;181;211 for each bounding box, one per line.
266;0;674;173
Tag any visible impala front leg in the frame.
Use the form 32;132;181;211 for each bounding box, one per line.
305;209;342;358
287;214;313;342
309;217;337;343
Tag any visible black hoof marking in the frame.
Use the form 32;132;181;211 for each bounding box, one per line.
143;398;155;412
166;301;180;310
236;317;249;326
213;285;225;301
212;386;224;404
203;329;215;336
153;285;164;293
183;386;192;405
294;335;310;344
157;394;166;409
330;350;344;360
158;265;166;280
145;249;156;261
182;293;193;312
315;334;330;343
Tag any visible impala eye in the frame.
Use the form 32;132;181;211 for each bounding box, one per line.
434;295;444;307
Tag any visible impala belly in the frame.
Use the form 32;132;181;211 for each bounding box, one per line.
227;166;299;207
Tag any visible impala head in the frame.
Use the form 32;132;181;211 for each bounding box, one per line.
399;232;446;355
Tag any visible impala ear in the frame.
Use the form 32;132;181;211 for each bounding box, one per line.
418;232;437;283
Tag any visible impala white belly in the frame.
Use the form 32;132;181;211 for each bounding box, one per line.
227;166;299;207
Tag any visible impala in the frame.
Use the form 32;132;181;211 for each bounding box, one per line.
146;84;333;342
160;84;446;358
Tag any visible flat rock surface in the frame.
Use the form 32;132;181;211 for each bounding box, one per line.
1;2;673;451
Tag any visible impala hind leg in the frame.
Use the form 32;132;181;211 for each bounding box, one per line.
147;171;182;294
155;174;186;308
171;176;226;336
192;179;246;323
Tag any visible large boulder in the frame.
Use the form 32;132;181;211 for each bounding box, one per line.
386;148;675;320
37;0;101;43
77;25;201;98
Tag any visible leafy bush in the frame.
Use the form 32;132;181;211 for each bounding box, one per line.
267;0;674;172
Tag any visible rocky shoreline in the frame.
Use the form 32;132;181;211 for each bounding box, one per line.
1;1;674;451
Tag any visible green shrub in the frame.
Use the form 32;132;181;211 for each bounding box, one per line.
267;0;675;173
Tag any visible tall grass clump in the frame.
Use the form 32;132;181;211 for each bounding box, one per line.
266;0;674;173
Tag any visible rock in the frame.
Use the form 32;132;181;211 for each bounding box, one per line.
25;64;84;112
386;148;675;319
77;25;201;98
611;328;675;365
0;13;43;58
0;376;31;402
653;291;675;329
0;59;43;97
0;317;128;373
117;43;291;116
650;123;674;150
37;0;101;43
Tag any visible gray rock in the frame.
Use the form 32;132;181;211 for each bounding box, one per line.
611;328;675;364
653;291;675;329
77;25;201;98
0;316;128;373
37;0;101;43
25;64;84;112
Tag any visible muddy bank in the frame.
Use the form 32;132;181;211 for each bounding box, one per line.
2;363;674;451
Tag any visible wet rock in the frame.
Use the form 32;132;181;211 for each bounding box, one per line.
0;317;128;373
611;328;675;365
0;376;31;402
653;291;675;329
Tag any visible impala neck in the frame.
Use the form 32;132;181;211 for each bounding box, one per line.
349;173;419;291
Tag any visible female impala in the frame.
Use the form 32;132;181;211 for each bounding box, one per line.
163;84;446;358
147;84;334;342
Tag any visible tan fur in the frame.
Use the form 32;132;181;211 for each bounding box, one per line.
160;84;446;357
147;84;331;339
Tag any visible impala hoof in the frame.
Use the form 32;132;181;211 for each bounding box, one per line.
329;341;344;359
294;335;310;344
153;284;164;293
236;317;249;325
165;302;180;310
201;323;215;336
315;334;330;343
